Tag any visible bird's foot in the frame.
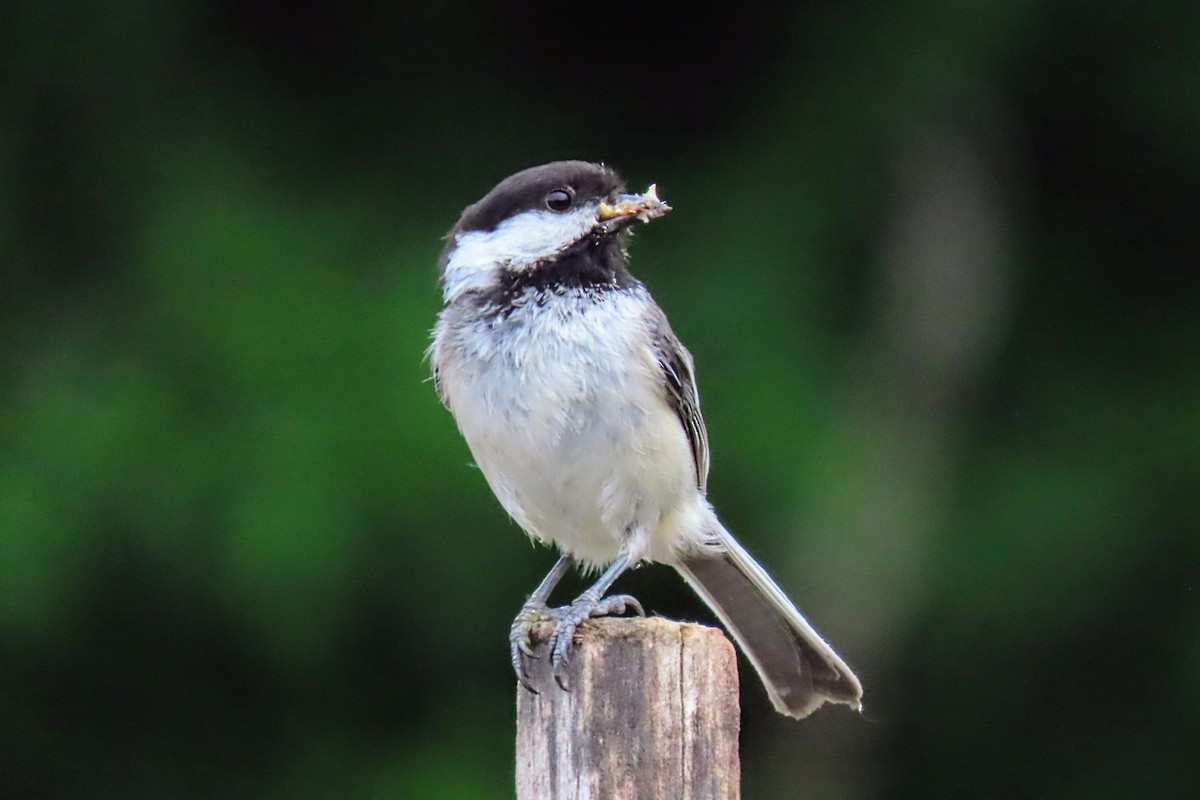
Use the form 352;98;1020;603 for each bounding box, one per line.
510;601;560;693
547;593;645;690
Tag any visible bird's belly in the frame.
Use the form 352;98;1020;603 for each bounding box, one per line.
447;327;695;566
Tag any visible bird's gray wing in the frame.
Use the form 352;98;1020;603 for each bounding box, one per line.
650;309;710;494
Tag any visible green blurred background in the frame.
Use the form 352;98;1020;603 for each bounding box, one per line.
2;1;1197;797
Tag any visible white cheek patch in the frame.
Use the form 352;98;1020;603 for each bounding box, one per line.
442;205;598;302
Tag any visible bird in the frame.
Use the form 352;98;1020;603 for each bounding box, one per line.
429;160;863;718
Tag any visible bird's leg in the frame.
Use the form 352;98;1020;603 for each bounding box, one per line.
510;553;575;692
547;546;645;690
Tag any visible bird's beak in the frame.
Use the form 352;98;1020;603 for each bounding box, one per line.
596;184;671;232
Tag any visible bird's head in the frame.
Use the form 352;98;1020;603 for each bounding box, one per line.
438;161;670;303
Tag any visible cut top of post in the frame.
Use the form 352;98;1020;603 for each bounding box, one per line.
516;617;741;800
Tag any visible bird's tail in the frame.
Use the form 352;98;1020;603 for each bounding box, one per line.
674;523;863;718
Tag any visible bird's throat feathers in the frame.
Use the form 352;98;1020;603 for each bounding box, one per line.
445;229;637;314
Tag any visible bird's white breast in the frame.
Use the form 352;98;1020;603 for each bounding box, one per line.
433;289;703;567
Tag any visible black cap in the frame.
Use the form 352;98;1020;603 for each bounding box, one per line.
451;161;625;236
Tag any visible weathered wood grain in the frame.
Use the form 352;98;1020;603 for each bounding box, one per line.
516;617;740;800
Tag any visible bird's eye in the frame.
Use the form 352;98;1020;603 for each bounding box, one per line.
544;189;573;212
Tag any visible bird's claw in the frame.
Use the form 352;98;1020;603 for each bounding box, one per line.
546;593;644;690
510;602;559;692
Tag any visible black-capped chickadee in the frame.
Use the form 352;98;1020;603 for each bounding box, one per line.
430;161;862;718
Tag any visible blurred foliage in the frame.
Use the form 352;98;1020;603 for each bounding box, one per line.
1;1;1198;798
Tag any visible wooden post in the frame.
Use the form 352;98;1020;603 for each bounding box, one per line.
516;617;740;800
